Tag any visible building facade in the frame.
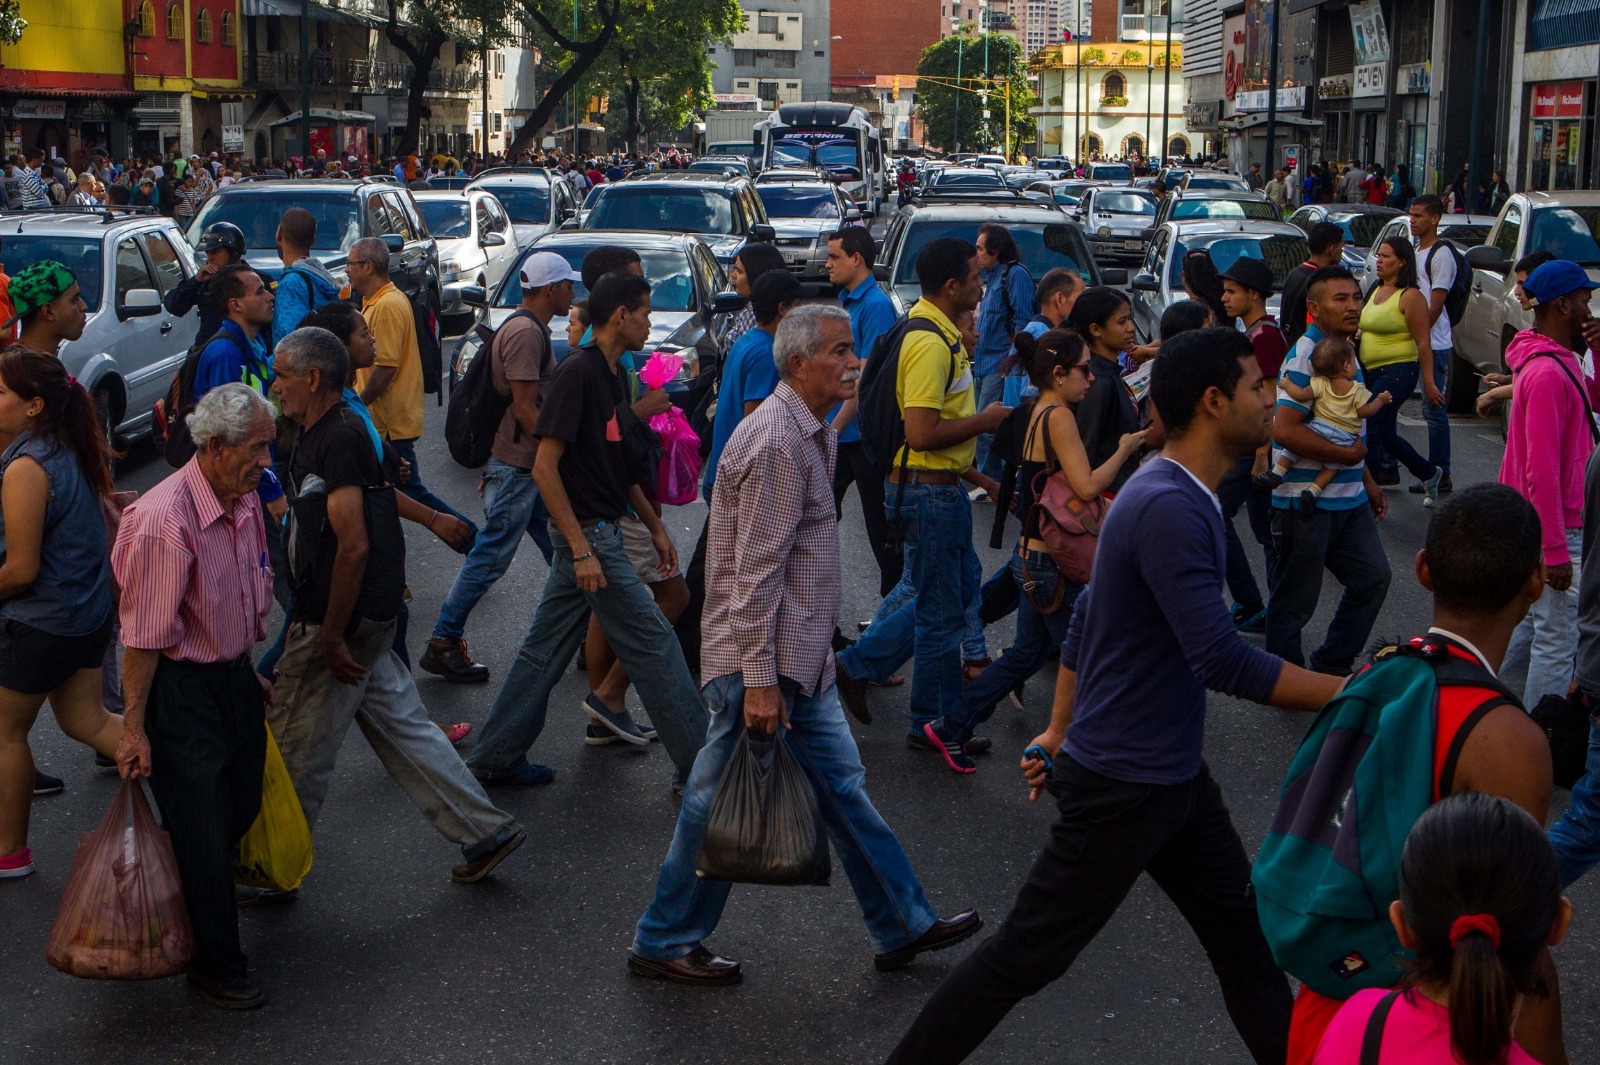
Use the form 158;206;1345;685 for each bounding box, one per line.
0;0;141;162
711;0;831;109
128;0;247;158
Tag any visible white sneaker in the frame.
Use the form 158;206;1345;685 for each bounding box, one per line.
968;487;992;504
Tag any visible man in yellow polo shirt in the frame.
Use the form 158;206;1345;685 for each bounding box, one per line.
348;236;474;530
837;235;1009;753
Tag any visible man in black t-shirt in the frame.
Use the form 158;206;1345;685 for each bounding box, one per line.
268;327;525;885
466;273;708;791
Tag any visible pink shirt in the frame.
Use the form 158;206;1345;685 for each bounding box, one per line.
1314;988;1538;1065
112;458;272;663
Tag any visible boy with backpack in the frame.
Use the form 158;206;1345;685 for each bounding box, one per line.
1251;483;1563;1065
1408;194;1470;496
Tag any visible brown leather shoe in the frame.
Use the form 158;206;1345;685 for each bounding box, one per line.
420;637;490;684
874;909;982;971
834;653;873;725
627;946;743;986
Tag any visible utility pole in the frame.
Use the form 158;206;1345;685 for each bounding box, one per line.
955;28;964;152
481;21;490;158
1465;0;1492;206
1160;2;1173;163
299;13;310;164
1264;0;1281;176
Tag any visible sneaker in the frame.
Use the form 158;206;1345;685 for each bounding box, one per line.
478;761;555;786
0;845;33;878
32;769;63;796
235;885;299;906
1409;474;1453;495
1231;603;1267;634
419;637;490;684
907;731;992;755
187;970;266;1010
582;693;650;746
1422;467;1444;508
586;723;622;746
967;487;993;504
94;753;116;771
922;721;976;774
452;828;526;884
1253;469;1284;489
1008;684;1026;711
1373;467;1400;487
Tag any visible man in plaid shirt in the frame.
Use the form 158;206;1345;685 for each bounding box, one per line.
628;304;981;986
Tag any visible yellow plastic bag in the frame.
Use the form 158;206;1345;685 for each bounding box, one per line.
233;724;313;891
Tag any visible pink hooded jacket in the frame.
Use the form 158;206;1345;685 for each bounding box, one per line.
1498;329;1600;566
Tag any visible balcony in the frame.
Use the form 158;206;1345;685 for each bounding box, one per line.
246;50;481;94
1121;14;1182;40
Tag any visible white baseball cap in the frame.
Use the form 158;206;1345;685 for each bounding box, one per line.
520;251;582;289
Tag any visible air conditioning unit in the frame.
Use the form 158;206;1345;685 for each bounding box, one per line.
775;31;785;39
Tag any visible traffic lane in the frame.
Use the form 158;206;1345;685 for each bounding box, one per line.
7;405;1599;1063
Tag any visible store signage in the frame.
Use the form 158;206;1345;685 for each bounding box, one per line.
1533;83;1558;117
12;100;66;120
1353;63;1386;99
1236;86;1306;111
1397;62;1430;95
1559;81;1585;117
1348;0;1390;66
1186;100;1220;128
222;125;244;152
1223;25;1246;101
1318;75;1351;98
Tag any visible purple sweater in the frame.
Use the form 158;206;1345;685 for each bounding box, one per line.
1061;458;1284;784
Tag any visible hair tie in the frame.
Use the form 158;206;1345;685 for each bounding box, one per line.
1449;914;1501;950
66;375;77;388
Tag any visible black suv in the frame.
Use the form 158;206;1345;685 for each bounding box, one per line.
580;170;775;266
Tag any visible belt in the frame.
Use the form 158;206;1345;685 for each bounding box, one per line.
160;653;252;673
887;469;961;486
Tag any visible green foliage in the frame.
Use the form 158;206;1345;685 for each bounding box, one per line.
1120;48;1142;64
914;33;1037;154
590;0;742;148
0;0;26;46
1080;46;1106;63
1101;94;1129;106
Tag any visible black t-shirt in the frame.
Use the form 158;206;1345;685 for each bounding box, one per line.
1281;263;1316;347
288;402;405;628
533;345;630;522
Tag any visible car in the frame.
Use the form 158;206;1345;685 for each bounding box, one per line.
1084;162;1133;184
875;198;1118;315
1153;166;1191;191
1152;189;1284;231
1024;179;1101;210
1129;219;1312;342
187;175;442;341
1286;202;1404;280
975;154;1007;169
463;167;580;247
1178;170;1256;194
754;179;866;281
1001;169;1053;190
755;166;832;184
1455;192;1600;410
580;171;776;266
1360;213;1499;295
425;176;473;190
0;207;201;444
1072;186;1157;262
689;156;752;178
411;189;521;333
1034;157;1073;173
451;231;745;420
924;167;1008;191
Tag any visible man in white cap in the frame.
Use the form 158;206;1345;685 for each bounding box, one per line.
421;251;579;683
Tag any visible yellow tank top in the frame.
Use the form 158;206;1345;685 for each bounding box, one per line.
1358;287;1417;369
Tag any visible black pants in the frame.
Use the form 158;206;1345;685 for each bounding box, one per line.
1264;503;1391;675
145;656;266;980
673;518;712;680
833;440;902;597
1217;453;1275;614
887;756;1292;1065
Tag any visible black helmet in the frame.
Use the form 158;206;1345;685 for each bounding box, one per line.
196;221;246;258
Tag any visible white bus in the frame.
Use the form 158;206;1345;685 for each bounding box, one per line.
754;102;886;214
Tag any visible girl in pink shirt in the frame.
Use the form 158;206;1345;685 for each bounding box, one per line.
1315;793;1572;1065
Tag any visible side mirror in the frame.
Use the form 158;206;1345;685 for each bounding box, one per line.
1100;267;1129;286
480;231;507;247
460;285;487;307
748;223;776;242
873;263;891;283
120;287;162;318
1130;272;1161;293
381;233;404;253
709;290;747;316
1465;245;1509;273
844;208;862;222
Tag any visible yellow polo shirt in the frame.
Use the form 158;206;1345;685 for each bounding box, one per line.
896;297;975;472
356;281;424;441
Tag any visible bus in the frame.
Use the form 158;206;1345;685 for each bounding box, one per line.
754;102;886;214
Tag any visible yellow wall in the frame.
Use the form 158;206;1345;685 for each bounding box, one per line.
2;0;128;77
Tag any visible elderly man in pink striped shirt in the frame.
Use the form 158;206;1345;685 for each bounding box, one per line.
113;383;278;1011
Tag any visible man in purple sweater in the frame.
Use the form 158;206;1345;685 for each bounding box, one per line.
886;329;1348;1065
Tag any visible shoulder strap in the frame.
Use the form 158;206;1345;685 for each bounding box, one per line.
999;262;1015;329
1359;990;1402;1065
1527;351;1600;445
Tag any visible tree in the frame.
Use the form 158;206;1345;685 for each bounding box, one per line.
384;0;516;156
914;32;1036;155
504;0;626;157
0;0;27;45
590;0;741;153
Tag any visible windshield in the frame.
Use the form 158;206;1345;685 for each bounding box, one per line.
473;183;549;226
1328;212;1392;248
1168;233;1311;289
1440;223;1491;246
894;220;1094;285
756;186;841;219
935;171;1004;188
1172;199;1280;221
1093;192;1156;215
0;237;104;309
584;187;737;234
772;135;863;181
191;193;360;251
1185;174;1247;190
416;200;472;240
1528;207;1600;266
497;247;697;312
1090;164;1132;181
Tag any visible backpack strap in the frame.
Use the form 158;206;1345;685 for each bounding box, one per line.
1525;351;1600;445
886;317;963;549
1399;635;1523;797
1358;990;1401;1065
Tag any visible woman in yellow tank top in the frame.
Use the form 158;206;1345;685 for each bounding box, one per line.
1357;236;1442;495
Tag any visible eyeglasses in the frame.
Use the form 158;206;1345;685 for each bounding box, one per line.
347;258;370;267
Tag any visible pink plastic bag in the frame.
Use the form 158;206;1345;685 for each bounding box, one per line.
648;406;703;506
47;781;194;980
638;351;686;391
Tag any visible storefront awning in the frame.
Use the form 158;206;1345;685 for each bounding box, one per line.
1528;0;1600;50
192;87;256;100
0;87;139;100
269;108;376;127
241;0;387;27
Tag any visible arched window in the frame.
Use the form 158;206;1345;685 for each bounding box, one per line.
220;10;234;44
196;8;212;42
165;2;182;38
137;1;156;36
1102;72;1126;99
1167;134;1190;158
1080;133;1104;158
1123;134;1146;159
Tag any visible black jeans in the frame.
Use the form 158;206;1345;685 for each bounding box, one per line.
674;518;712;680
144;657;266;980
1217;454;1275;614
886;756;1292;1065
1264;503;1391;674
833;440;902;597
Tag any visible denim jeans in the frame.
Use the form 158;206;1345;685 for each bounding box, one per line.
1422;348;1452;476
1217;454;1274;614
1549;703;1600;887
631;673;938;960
971;372;1007;483
873;535;988;663
1362;361;1434;482
465;521;708;785
390;436;477;532
947;548;1079;741
1504;527;1584;708
1265;504;1391;674
840;481;976;730
433;459;554;641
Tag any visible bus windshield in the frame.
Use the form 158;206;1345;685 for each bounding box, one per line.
772;135;863;181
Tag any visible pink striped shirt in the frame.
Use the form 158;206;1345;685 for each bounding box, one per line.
112;458;272;663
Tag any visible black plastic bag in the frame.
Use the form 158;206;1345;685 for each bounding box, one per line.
1530;690;1593;790
695;731;831;886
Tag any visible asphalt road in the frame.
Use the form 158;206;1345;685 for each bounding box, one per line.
6;378;1600;1065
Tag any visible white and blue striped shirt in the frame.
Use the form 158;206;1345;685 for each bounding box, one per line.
1270;324;1370;512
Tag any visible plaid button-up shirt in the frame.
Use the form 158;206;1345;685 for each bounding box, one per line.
702;380;841;695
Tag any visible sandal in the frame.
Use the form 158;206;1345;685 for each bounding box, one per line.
441;722;473;745
962;659;992;683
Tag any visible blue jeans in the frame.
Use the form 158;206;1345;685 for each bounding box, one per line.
840;481;976;730
874;537;988;662
464;521;707;785
1264;504;1391;674
432;459;553;641
631;673;938;960
1423;348;1452;476
1549;705;1600;887
390;436;478;532
946;548;1080;741
1504;527;1583;709
971;372;1007;482
1362;362;1434;482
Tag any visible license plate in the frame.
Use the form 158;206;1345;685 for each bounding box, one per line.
784;251;803;263
1122;240;1143;251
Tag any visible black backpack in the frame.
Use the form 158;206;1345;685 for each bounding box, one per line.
414;297;443;401
1424;242;1472;327
444;309;539;469
856;316;959;479
154;327;231;468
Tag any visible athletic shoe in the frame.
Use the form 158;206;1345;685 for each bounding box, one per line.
582;693;650;746
921;721;977;774
94;753;117;771
1410;474;1452;495
0;846;34;878
478;761;555;786
586;723;622;746
1422;467;1444;508
967;487;993;504
1373;467;1400;487
907;731;992;755
32;770;63;796
452;828;526;884
1231;603;1267;634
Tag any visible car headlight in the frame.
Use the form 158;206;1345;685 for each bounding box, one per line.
454;331;482;379
440;259;462;284
1098;226;1112;238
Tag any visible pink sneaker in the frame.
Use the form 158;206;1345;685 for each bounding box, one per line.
0;846;34;878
